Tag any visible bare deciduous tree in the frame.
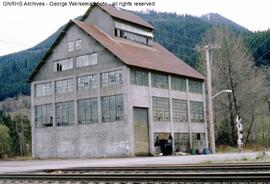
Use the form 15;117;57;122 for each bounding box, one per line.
197;27;267;146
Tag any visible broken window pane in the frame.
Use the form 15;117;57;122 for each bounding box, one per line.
78;98;98;124
101;94;124;122
152;97;170;121
35;104;53;128
101;70;122;87
56;101;74;126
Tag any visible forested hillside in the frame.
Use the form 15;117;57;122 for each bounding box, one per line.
0;11;269;101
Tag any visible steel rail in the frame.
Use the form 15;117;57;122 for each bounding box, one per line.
1;162;270;182
1;172;270;182
39;162;270;173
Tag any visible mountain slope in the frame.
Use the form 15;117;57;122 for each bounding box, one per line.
0;11;268;101
200;13;249;33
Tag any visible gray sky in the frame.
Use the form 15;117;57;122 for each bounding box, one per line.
0;0;269;56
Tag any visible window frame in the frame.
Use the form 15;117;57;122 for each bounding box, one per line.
67;41;74;52
56;101;74;126
35;104;53;128
101;94;124;122
55;78;74;94
35;82;52;97
152;96;170;122
172;99;188;122
101;69;123;88
190;101;204;123
78;98;98;124
75;39;82;50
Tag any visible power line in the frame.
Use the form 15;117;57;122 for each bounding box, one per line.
0;40;30;46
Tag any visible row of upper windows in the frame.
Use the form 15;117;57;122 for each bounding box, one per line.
130;69;203;94
35;70;122;97
54;52;97;72
35;94;124;128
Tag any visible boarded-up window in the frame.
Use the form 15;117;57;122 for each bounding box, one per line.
101;95;123;122
78;98;98;124
172;99;188;122
152;97;170;121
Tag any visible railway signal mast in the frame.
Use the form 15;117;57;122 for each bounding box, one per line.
236;115;243;152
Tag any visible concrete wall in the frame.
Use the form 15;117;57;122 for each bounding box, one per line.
126;69;207;155
84;6;114;37
31;23;131;158
31;9;207;158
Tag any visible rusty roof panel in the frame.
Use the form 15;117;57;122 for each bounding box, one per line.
73;20;204;80
98;5;154;30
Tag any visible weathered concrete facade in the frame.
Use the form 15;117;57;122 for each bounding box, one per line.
30;5;208;158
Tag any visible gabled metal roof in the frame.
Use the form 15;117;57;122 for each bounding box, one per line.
81;4;154;30
73;20;204;80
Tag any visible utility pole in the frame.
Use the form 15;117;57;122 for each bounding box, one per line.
196;44;220;154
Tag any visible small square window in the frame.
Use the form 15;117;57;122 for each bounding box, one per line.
67;41;74;52
75;39;82;50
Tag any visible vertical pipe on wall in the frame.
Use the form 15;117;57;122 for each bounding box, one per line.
186;79;192;151
168;75;174;153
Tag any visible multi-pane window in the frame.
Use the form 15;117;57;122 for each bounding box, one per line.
35;104;53;128
171;76;186;91
172;99;188;122
76;53;97;68
35;82;52;97
75;39;82;50
189;80;203;94
174;133;189;152
190;101;204;122
78;98;98;124
101;95;124;122
67;41;74;52
56;101;74;126
56;79;73;94
152;97;170;121
77;74;97;91
54;58;73;72
101;70;122;87
130;68;148;86
151;72;168;89
192;133;206;148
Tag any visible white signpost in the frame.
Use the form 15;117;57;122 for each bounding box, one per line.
236;115;243;152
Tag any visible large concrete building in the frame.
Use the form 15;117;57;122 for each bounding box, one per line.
29;4;208;158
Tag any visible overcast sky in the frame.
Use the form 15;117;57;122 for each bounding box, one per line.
0;0;269;56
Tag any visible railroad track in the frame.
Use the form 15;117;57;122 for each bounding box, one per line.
1;162;270;183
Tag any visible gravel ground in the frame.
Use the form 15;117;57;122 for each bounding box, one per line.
0;151;269;173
